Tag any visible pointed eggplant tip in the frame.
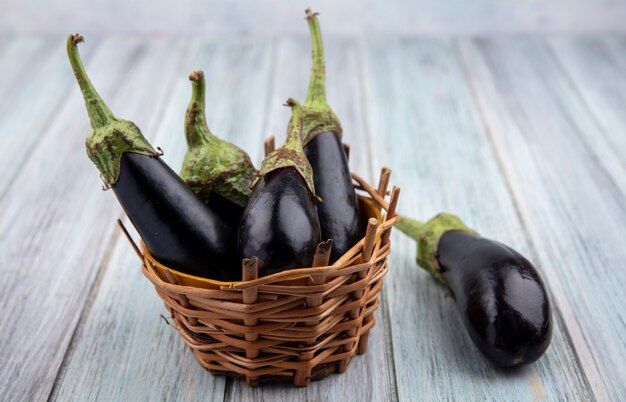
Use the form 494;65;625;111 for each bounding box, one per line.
305;8;319;19
68;33;84;47
189;70;204;83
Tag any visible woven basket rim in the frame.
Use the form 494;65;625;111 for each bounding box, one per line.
136;172;397;288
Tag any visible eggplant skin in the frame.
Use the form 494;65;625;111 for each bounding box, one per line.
238;167;321;276
438;230;552;367
304;131;360;262
113;152;240;281
207;193;244;231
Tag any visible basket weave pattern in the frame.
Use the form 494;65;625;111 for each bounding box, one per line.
130;171;399;386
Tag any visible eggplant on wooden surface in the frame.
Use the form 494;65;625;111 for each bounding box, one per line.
238;99;321;276
397;213;552;367
180;70;256;230
67;34;239;281
298;9;360;263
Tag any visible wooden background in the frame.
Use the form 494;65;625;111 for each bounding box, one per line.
0;2;625;401
1;0;626;35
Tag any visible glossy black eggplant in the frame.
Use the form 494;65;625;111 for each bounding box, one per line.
396;214;552;368
238;99;321;276
299;9;360;262
181;70;256;230
67;34;239;280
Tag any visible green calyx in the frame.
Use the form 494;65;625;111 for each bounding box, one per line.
396;213;476;285
67;34;157;186
255;98;319;200
301;9;342;146
181;71;256;207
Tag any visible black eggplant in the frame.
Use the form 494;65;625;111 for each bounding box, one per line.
299;9;360;263
238;99;321;276
396;214;552;367
67;34;239;281
181;70;256;230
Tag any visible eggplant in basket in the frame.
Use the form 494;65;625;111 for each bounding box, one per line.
299;9;360;263
67;34;239;281
238;99;321;276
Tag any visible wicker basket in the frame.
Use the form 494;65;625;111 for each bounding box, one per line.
119;167;400;387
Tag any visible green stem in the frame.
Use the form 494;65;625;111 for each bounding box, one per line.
285;98;305;147
185;70;214;148
304;9;327;108
66;34;115;129
190;70;206;105
396;215;426;240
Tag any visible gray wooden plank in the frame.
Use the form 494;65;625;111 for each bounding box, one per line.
52;37;275;401
0;37;183;402
549;34;626;162
602;35;626;72
360;37;592;401
0;36;85;200
459;36;626;401
226;37;396;402
0;36;50;94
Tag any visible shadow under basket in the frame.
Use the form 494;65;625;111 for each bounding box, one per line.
120;169;400;387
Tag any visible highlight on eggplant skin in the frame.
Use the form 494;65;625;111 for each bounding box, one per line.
238;168;321;276
299;9;360;263
396;214;552;368
67;34;240;281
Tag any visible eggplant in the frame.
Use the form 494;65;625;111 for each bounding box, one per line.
238;99;321;276
181;70;256;230
299;9;360;263
67;34;239;281
396;213;552;367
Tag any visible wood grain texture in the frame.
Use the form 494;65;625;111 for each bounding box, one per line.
0;33;624;401
360;37;593;401
226;37;396;402
0;36;83;199
51;38;276;401
0;37;183;402
459;36;626;401
549;34;626;163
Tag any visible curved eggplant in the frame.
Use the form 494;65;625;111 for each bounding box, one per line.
238;99;321;276
300;9;360;262
181;70;256;230
396;214;552;367
67;34;239;280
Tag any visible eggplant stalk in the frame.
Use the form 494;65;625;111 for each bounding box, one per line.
396;214;475;285
67;34;157;186
300;9;342;145
181;70;256;208
255;99;317;199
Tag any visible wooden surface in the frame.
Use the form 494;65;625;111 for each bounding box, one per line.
0;33;624;401
3;0;626;35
